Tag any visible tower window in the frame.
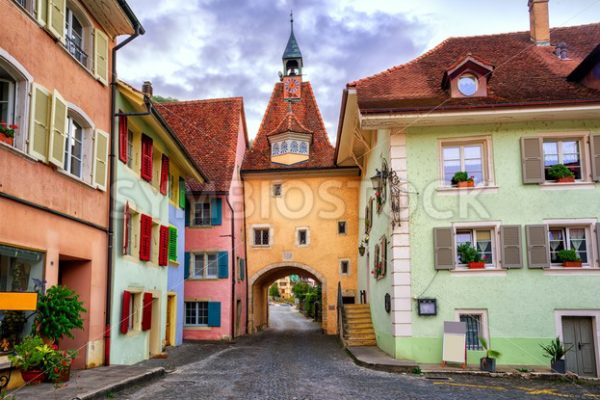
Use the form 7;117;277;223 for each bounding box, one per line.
272;183;282;197
299;142;308;154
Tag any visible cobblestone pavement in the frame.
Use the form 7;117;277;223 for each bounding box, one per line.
115;305;600;400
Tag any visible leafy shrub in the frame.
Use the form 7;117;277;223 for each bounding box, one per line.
8;336;48;371
548;164;575;179
34;285;86;342
451;171;470;183
540;337;573;363
557;249;580;262
457;243;482;263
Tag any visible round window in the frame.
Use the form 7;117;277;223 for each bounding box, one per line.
457;75;478;96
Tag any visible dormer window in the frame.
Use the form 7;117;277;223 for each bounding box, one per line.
443;55;494;99
267;111;313;165
457;74;478;97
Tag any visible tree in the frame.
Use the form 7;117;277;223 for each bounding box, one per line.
269;283;280;299
152;95;179;103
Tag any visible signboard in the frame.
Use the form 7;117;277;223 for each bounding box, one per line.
441;321;467;368
0;292;38;311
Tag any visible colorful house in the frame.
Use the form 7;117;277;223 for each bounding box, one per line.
336;1;600;376
157;98;249;340
242;20;360;335
110;81;206;364
0;0;140;372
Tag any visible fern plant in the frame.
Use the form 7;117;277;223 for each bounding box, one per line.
479;336;501;359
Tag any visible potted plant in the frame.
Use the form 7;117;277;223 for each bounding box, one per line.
34;285;86;345
452;171;475;188
540;337;573;374
548;164;575;183
43;349;77;383
8;336;51;384
0;122;17;146
479;337;501;372
457;243;485;269
557;249;582;268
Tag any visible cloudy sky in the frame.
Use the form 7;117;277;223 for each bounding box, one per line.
119;0;600;142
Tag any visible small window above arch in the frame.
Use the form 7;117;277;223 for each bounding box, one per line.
65;1;93;69
442;55;494;98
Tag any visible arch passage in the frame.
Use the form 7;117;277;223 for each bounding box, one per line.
248;262;329;333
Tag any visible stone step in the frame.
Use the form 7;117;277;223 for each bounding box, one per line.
344;316;373;324
344;311;372;318
346;332;376;340
345;338;377;346
344;304;371;309
346;327;375;335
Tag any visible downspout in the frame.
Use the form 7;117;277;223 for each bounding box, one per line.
105;22;145;366
225;195;236;340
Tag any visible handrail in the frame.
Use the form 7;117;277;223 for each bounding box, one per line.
337;281;345;343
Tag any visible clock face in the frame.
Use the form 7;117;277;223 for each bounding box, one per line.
284;77;300;97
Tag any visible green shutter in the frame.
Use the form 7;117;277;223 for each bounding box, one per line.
48;90;68;168
210;198;222;226
207;302;221;327
47;0;65;41
94;28;109;85
217;251;228;279
184;252;191;279
179;178;186;209
168;227;178;262
239;259;245;281
93;129;109;191
36;0;48;26
29;83;51;161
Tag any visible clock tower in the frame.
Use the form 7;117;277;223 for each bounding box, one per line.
282;12;303;102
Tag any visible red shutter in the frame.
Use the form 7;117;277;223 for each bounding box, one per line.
122;202;130;255
160;155;169;195
120;291;131;334
158;225;169;266
141;135;153;182
141;292;153;331
118;115;128;164
139;214;152;261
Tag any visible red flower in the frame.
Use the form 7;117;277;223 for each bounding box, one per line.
9;124;18;129
0;121;6;128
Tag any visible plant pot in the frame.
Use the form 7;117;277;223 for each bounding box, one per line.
468;262;486;269
457;181;475;188
480;357;496;373
55;365;71;383
563;261;582;268
551;359;566;374
0;133;13;146
557;177;575;183
21;369;45;385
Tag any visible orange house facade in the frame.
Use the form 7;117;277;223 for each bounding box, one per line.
0;0;139;369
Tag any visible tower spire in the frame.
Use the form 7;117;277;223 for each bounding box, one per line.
290;10;294;32
282;11;303;77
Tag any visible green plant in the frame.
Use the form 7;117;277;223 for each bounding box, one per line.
540;337;573;363
0;389;15;400
411;366;422;374
34;285;86;342
43;349;77;383
479;337;501;359
557;249;581;263
548;164;575;180
269;284;280;299
0;122;17;138
8;336;51;371
516;367;530;373
457;243;482;264
451;171;472;183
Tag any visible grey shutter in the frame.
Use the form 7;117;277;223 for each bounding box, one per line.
526;225;549;269
500;225;522;269
590;134;600;182
434;227;454;270
596;224;600;268
521;137;544;184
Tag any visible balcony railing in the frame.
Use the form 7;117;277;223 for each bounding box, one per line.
65;35;88;68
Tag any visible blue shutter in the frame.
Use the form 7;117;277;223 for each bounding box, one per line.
210;198;222;226
217;251;229;279
208;302;221;327
184;252;191;279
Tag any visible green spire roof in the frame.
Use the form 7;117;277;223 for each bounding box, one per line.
282;13;302;60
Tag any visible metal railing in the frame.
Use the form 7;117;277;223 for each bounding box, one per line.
65;35;89;67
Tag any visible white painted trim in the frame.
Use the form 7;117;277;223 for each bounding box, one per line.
436;186;499;195
437;135;496;187
0;47;34;81
455;308;490;347
449;270;507;277
554;310;600;377
251;224;273;248
452;222;501;270
543;220;598;269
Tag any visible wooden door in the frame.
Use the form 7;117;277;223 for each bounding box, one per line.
166;294;175;346
563;317;597;376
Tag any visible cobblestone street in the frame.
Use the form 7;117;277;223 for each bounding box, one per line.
115;305;600;400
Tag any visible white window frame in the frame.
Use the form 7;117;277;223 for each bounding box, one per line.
64;1;92;69
185;301;209;326
438;136;495;188
544;219;597;269
126;290;142;334
192;200;211;227
252;225;272;248
127;129;134;169
453;221;500;269
191;252;219;279
541;133;590;183
455;309;489;351
339;259;350;275
296;227;309;247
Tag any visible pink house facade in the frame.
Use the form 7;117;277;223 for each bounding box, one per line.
156;98;248;340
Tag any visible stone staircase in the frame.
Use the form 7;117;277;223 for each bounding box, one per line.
342;304;377;347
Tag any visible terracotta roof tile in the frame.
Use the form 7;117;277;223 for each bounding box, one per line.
351;23;600;112
155;98;246;193
242;81;335;171
267;111;313;137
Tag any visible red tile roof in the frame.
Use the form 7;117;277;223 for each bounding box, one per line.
155;98;247;193
242;81;335;171
350;23;600;112
267;111;313;137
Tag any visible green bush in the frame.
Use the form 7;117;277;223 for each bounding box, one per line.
457;243;482;264
548;164;575;179
34;285;86;342
269;284;280;298
557;249;580;262
451;171;470;183
540;337;573;363
8;336;48;371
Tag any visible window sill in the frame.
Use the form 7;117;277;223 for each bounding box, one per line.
436;185;499;195
450;268;507;277
187;277;220;281
251;245;271;249
0;140;37;162
184;326;211;330
539;182;595;190
189;225;215;229
125;330;142;337
56;169;97;191
168;260;179;267
543;267;600;276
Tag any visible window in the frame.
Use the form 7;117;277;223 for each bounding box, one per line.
456;229;495;266
168;227;177;262
548;227;589;265
297;229;308;246
123;206;133;256
193;201;211;226
543;139;582;181
290;141;299;153
192;253;218;279
279;281;286;287
65;6;88;66
253;228;270;246
299;141;308;154
185;301;208;326
63;116;83;178
272;183;282;197
460;314;483;350
127;130;134;169
457;74;478;96
272;142;280;156
281;141;288;153
340;260;350;275
0;78;15;127
338;221;347;235
442;142;486;186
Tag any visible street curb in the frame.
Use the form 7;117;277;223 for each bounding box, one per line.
421;369;600;385
77;367;166;400
344;348;418;374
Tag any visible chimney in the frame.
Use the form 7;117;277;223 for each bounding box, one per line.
142;81;153;98
529;0;550;46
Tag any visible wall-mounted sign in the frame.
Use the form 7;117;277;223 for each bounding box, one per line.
384;293;391;313
417;298;437;316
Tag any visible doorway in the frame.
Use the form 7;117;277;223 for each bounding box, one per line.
236;299;242;337
165;293;176;346
562;316;597;376
148;295;161;357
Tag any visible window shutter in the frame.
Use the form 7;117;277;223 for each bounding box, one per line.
139;214;152;261
92;129;110;191
433;227;455;270
239;259;245;281
94;28;109;85
47;0;66;40
141;134;153;182
118;115;128;164
211;198;222;226
500;225;522;269
47;90;68;168
217;251;229;279
526;225;549;268
184;252;191;279
179;178;186;209
590;134;600;182
29;83;51;161
207;302;221;327
158;225;169;266
596;224;600;268
122;202;130;255
160;155;169;195
184;198;191;227
521;137;544;184
120;291;131;334
168;226;178;262
141;292;153;331
36;0;47;26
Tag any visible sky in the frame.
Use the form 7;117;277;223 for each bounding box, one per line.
119;0;600;143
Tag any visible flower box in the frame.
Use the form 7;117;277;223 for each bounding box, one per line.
557;176;575;183
0;133;13;146
563;261;582;268
21;369;45;385
468;261;485;269
457;180;475;188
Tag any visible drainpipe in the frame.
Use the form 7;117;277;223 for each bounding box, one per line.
225;195;236;340
105;21;145;366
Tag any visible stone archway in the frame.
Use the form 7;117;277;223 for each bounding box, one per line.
248;262;328;334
